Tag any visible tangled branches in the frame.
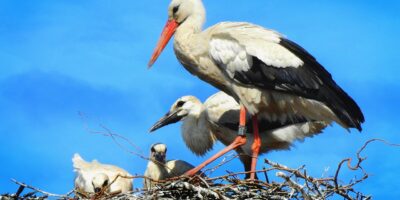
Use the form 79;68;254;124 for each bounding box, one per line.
134;157;370;200
4;139;398;200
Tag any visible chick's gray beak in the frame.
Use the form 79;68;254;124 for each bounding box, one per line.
149;110;183;132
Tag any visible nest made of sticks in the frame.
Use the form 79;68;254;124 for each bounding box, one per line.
4;139;399;200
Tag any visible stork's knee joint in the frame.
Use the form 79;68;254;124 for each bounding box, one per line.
252;143;261;151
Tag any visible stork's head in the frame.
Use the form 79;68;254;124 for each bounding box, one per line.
148;0;205;67
168;0;205;24
150;143;167;163
92;173;110;193
149;96;202;132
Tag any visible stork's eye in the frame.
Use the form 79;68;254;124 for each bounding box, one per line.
173;5;180;14
176;101;185;107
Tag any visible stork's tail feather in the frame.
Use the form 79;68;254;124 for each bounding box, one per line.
288;121;329;142
279;38;365;131
320;85;365;131
307;121;331;135
267;121;330;146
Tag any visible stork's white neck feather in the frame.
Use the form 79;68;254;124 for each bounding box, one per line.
174;0;206;57
176;16;204;36
172;1;230;95
181;101;215;156
146;160;168;182
176;0;205;35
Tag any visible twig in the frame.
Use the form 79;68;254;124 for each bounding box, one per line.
202;153;238;176
334;139;400;192
10;179;72;198
79;112;148;160
15;185;25;198
277;171;311;200
263;167;270;183
205;168;273;182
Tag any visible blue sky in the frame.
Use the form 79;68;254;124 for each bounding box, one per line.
0;0;399;198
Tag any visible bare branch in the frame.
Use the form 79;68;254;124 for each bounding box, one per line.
10;179;72;199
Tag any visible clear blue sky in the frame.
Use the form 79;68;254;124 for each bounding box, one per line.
0;0;399;198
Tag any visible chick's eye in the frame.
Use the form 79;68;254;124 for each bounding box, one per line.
173;5;180;14
176;101;185;107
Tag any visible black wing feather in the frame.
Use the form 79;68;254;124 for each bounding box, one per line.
232;38;364;131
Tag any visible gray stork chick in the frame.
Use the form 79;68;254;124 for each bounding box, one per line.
144;143;195;189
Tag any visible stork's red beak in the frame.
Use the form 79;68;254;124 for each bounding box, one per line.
148;20;179;68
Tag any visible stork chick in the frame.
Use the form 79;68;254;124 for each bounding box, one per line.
144;143;196;189
72;153;133;196
150;92;330;179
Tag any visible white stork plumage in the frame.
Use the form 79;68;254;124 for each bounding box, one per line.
144;143;196;189
148;0;364;179
72;154;133;195
150;92;330;179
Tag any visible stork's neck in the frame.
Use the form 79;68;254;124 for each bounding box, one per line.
146;160;168;180
181;103;215;156
174;6;205;49
175;0;205;37
150;158;165;166
176;16;204;36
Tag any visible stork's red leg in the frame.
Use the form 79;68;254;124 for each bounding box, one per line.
250;114;261;180
185;106;248;176
238;105;247;135
184;135;246;176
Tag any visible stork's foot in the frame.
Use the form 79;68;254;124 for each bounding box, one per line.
184;136;247;176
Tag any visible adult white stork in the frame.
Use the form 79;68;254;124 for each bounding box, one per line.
148;0;364;179
150;92;329;179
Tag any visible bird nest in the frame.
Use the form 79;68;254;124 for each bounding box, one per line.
115;157;371;200
3;139;398;200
